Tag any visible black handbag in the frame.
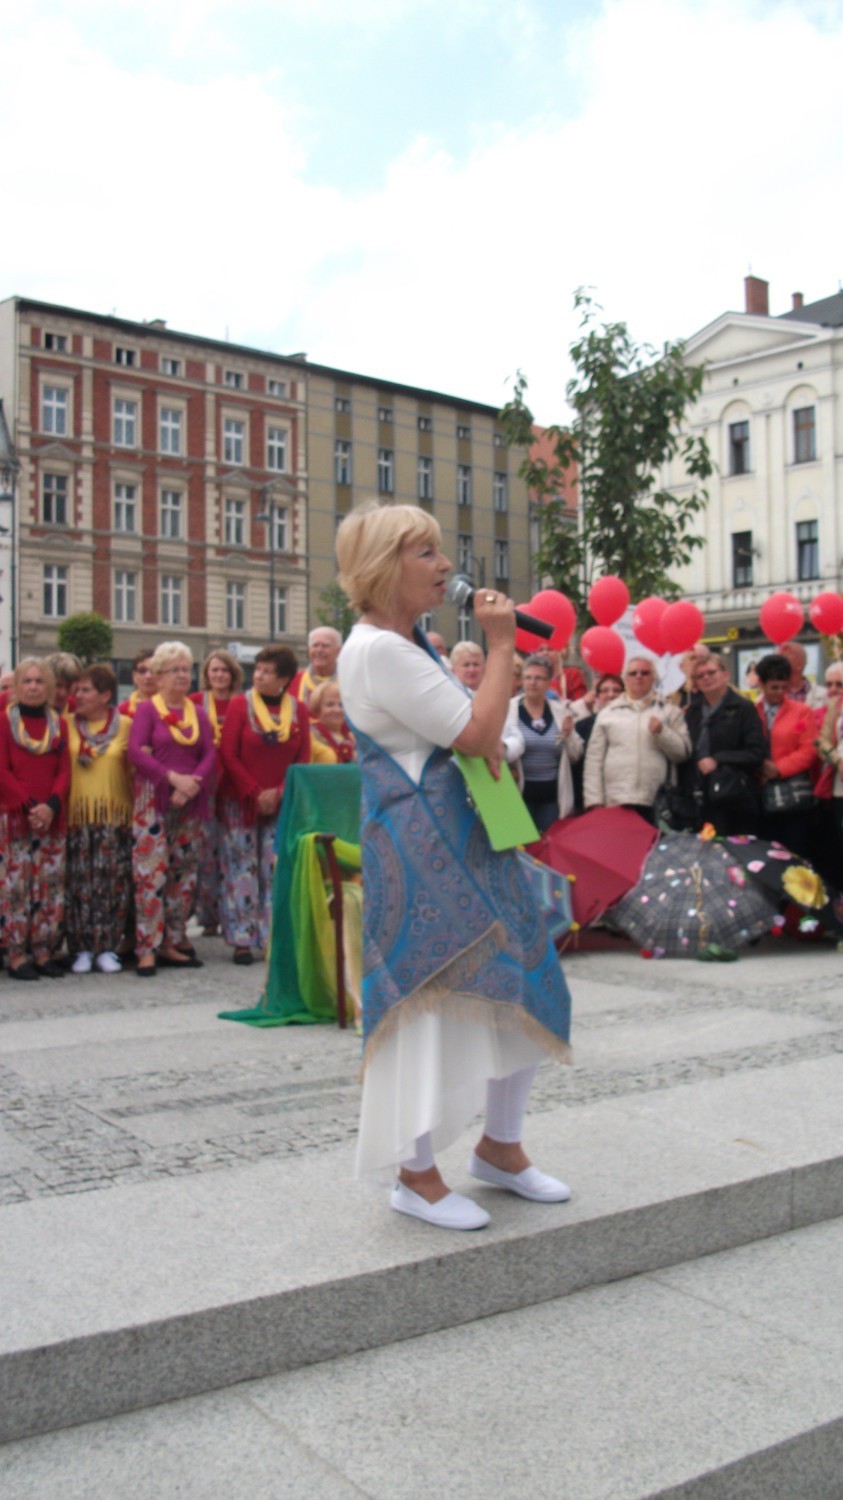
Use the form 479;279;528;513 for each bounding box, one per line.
762;772;814;814
707;766;755;804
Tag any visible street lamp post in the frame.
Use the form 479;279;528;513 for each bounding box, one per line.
256;484;280;641
0;399;20;671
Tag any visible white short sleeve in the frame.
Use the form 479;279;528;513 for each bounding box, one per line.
338;624;473;783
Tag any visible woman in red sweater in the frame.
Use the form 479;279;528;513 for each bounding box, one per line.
756;654;817;857
0;659;70;980
190;648;244;937
219;644;311;965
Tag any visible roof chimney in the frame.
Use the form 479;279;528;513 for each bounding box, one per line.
791;292;804;311
744;275;769;316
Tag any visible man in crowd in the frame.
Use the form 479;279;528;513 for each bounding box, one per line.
781;641;826;709
291;626;341;705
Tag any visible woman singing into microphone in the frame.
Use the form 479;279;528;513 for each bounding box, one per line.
337;503;572;1231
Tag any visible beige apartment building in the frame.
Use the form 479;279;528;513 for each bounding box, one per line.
0;297;533;682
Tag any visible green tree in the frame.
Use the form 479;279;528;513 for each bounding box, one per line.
57;611;113;665
500;289;712;615
316;581;355;639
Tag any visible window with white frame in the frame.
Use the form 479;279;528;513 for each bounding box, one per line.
224;370;244;389
493;432;504;448
159;407;183;455
457;464;472;505
493;471;508;512
457;423;470;440
457;533;472;572
796;519;819;581
160;489;183;539
458;605;473;642
43;564;68;618
113;397;138;447
114;482;138;533
115;346;137;368
272;584;288;636
731;531;753;588
418;456;433;500
417;415;432;432
226;581;245;632
271;507;288;552
224;497;246;546
494;539;509;581
44;332;67;352
267;426;288;472
161;356;182;377
793;407;816;464
42;473;68;525
114;570;137;623
335;396;351;413
378;448;394;494
267;378;286;398
728;420;750;476
160;575;183;626
378;406;393;423
42;385;68;435
334;440;352;485
223;417;245;466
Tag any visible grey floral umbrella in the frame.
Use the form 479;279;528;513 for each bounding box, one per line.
608;832;777;957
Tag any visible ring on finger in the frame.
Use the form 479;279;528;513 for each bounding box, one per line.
485;593;495;603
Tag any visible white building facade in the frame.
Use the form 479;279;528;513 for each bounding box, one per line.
666;277;842;655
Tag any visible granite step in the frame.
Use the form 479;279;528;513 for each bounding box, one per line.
3;1216;843;1498
4;1050;843;1444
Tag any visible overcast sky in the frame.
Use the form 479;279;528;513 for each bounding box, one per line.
5;0;842;422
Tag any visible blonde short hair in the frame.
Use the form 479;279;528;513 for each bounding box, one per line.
150;641;193;676
336;502;441;614
308;679;343;719
450;641;485;669
12;657;56;706
201;648;243;692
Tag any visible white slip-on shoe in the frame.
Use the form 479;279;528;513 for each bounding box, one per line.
468;1152;571;1203
390;1180;490;1230
71;952;93;975
96;952;122;974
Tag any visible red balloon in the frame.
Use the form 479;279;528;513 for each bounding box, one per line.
660;600;706;655
809;592;843;637
588;576;630;627
632;596;668;654
528;589;577;650
760;592;804;645
580;625;626;676
514;607;547;656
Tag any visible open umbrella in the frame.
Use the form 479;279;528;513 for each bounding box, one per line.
722;835;843;938
608;831;777;957
527;807;659;929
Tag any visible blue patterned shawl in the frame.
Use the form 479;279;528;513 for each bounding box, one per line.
355;725;572;1058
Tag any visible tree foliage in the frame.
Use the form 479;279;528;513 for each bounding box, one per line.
500;289;712;615
315;580;355;639
57;611;114;665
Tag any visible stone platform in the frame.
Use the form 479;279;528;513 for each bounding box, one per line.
1;935;842;1494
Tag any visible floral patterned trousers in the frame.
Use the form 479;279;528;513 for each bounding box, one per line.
66;823;133;957
194;814;221;929
0;820;65;964
132;783;202;957
220;816;277;950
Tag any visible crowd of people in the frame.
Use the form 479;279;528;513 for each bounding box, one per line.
0;629;355;981
2;610;842;985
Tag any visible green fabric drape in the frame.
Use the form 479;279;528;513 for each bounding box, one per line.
219;764;361;1027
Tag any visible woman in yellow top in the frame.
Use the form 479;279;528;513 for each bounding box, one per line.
308;680;357;764
66;664;133;974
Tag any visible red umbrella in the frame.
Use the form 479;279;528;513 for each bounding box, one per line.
527;808;659;928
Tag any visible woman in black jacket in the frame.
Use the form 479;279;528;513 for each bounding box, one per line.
680;654;766;835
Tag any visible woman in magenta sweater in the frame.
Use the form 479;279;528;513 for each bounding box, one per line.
218;644;311;965
0;658;70;980
128;641;216;976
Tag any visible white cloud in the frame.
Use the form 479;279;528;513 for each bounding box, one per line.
3;0;843;424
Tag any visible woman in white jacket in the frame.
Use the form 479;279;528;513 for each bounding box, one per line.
583;656;690;821
506;655;582;830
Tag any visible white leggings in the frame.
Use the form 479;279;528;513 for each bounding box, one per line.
402;1063;539;1171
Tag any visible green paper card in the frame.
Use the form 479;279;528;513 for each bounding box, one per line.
454;753;539;851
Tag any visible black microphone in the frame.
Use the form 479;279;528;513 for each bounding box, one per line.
446;575;554;640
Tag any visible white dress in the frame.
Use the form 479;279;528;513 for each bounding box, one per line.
339;623;548;1185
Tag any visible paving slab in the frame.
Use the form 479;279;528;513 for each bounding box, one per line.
3;1218;843;1499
